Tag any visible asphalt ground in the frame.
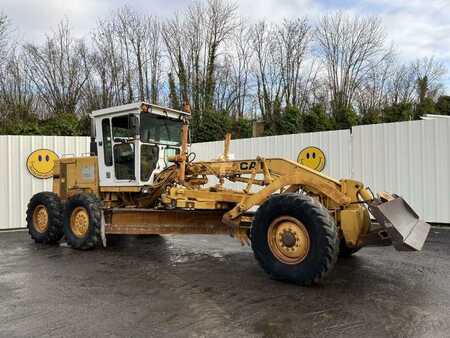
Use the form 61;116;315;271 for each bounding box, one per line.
0;228;449;338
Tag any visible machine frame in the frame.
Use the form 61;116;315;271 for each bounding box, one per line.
27;102;431;285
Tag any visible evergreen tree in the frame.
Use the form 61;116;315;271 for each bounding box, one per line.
303;104;333;132
192;110;232;143
382;102;413;122
415;97;436;118
436;95;450;115
279;105;303;135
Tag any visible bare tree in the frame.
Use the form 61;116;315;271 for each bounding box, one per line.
278;18;311;107
385;57;447;106
146;17;162;103
163;0;237;113
413;57;447;100
387;63;417;104
91;16;127;107
355;54;393;119
0;15;36;126
315;13;388;122
216;20;253;119
162;12;191;109
203;0;238;110
116;7;163;102
23;21;90;116
214;55;234;112
118;7;146;101
186;2;205;111
87;7;164;111
2;3;449;137
0;14;9;67
251;21;283;121
0;48;36;122
250;18;317;123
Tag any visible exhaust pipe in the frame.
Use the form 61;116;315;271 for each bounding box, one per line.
368;195;430;251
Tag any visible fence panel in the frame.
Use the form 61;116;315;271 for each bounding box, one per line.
191;129;352;179
352;119;450;223
0;135;90;230
0;118;448;230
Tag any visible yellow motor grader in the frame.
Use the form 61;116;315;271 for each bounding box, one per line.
26;102;430;285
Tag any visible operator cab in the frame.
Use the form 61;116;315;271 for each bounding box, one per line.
91;102;189;188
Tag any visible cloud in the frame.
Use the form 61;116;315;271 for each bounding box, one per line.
2;0;449;86
238;0;320;22
2;0;185;41
361;0;450;87
362;0;450;57
2;0;109;41
237;0;450;87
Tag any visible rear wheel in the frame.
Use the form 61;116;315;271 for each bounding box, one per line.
251;193;339;285
26;192;64;244
64;193;102;250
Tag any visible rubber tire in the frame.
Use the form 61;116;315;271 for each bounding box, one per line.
64;193;102;250
251;193;339;286
339;240;361;258
26;192;64;244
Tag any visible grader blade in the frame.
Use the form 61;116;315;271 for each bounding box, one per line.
368;196;430;251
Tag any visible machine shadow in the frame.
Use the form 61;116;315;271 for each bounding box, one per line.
102;234;419;295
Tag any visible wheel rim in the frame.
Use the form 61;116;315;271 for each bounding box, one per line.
33;205;49;233
267;216;310;265
70;207;90;238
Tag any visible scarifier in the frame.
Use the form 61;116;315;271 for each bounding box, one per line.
26;102;430;285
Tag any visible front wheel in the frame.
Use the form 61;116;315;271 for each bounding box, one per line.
64;193;102;250
251;193;339;286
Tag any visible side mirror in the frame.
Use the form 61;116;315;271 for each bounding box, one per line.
128;114;139;138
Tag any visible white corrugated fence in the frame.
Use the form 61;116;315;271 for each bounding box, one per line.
0;136;90;230
352;119;450;223
191;129;352;179
0;118;448;229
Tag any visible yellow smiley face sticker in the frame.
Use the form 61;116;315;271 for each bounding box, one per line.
26;149;59;179
297;146;326;172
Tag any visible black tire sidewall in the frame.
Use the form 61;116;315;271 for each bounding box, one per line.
26;192;64;244
251;193;338;284
64;193;101;250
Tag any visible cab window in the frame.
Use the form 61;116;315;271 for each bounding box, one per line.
112;115;134;140
101;118;112;166
141;144;159;181
163;147;180;166
140;114;182;145
114;143;135;180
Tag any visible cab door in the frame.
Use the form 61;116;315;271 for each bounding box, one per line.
110;114;137;183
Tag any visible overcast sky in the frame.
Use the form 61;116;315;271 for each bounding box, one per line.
2;0;450;87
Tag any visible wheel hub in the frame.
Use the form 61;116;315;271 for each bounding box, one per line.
70;207;89;238
281;231;296;247
33;205;49;233
267;216;310;264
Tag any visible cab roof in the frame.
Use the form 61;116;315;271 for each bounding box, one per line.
90;102;190;120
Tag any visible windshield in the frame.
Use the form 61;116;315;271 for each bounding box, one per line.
140;113;182;145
